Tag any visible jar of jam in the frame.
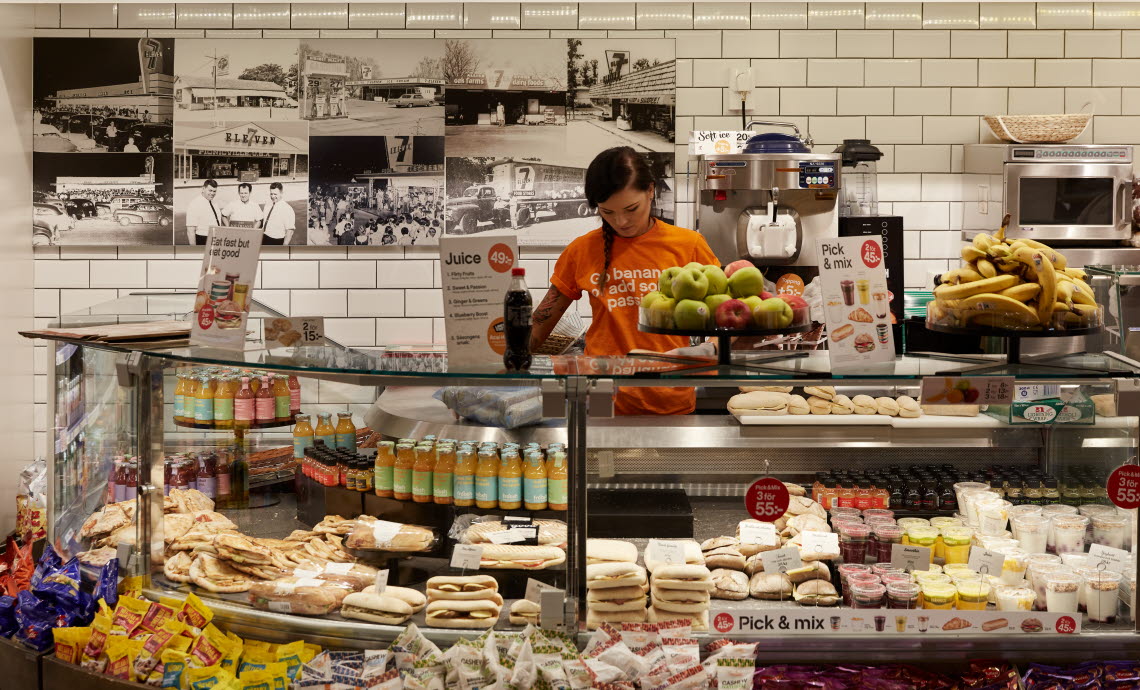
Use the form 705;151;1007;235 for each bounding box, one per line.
886;581;922;609
851;582;887;608
873;524;903;563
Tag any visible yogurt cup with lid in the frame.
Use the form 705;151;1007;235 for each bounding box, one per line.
994;585;1036;611
1044;570;1080;614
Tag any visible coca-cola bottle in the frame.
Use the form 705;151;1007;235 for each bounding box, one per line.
503;267;532;372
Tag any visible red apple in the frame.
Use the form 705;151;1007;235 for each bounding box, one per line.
777;293;808;309
760;291;774;300
724;259;754;277
715;298;753;329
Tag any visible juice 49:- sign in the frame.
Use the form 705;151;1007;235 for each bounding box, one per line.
439;233;518;372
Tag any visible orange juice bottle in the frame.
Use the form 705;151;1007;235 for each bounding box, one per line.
475;448;499;509
335;412;356;452
392;442;414;500
314;412;336;448
547;451;568;510
234;376;254;429
292;414;314;460
184;373;202;424
374;441;395;497
498;448;522;510
194;375;215;426
453;445;476;506
433;443;455;505
214;375;235;430
173;370;188;423
412;445;435;503
523;449;548;511
255;375;275;422
272;374;292;422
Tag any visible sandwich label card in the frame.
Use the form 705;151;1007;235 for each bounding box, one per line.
739;521;779;547
890;544;932;572
760;547;803;575
710;606;1079;635
371;520;404;547
488;530;527;545
265;317;325;349
646;540;685;566
967;547;1007;576
451;544;483;571
439;232;519;372
323;562;354;575
799;531;839;557
191;225;263;350
526;577;560;603
1088;543;1131;573
374;569;389;594
816;236;895;370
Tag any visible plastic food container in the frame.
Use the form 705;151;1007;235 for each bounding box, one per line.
994;585;1036;611
839;522;872;564
851;581;887;609
941;526;974;565
844;571;880;607
872;524;903;563
1026;559;1065;611
1040;504;1078;552
1091;514;1128;549
905;526;938;561
1084;571;1123;623
955;580;992;610
976;497;1013;536
1010;514;1050;554
998;548;1029;586
921;582;957;610
886;581;921;609
1044;570;1081;614
1051;515;1089;555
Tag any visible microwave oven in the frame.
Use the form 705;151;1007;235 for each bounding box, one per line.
963;144;1134;242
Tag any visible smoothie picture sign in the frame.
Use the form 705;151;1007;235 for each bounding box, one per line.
817;236;895;369
190;225;263;350
439;232;519;372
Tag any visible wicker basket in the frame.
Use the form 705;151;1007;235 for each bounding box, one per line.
983;113;1091;144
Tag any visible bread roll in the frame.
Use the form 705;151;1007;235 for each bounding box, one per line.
651;564;713;591
793;579;839;606
728;391;789;416
830;394;855;415
360;585;427;612
710;569;749;600
587;539;638;564
749;572;793;600
703;547;746;571
509;599;540;626
807;396;831;415
787;394;810;415
803;386;836;400
424;599;502;629
700;536;738;551
340;593;414;625
587;562;647;589
644;540;704;572
851;394;878;415
875;396;900;416
896;395;921;418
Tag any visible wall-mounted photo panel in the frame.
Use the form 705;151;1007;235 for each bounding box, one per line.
34;37;174;153
174;120;309;245
33;153;174;245
174;39;299;122
299;40;444;136
308;135;444;246
444;39;568;160
568;39;676;153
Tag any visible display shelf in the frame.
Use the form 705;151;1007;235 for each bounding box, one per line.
173;416;296;431
638;322;813;374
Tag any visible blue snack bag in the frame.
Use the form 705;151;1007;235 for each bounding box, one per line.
14;591;58;652
0;596;16;637
30;543;61;589
33;557;81;610
94;557;119;610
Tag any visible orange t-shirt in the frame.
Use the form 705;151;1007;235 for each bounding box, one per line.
550;219;719;416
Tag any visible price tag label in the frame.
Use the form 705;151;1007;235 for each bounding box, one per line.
1022;404;1058;424
739;521;779;547
760;547;803;574
503;516;539;545
799;531;839;556
1107;465;1140;510
967;547;1006;576
921;376;1014;406
890;544;932;572
1089;543;1131;573
745;477;790;522
323;562;354;575
371;520;404;547
265;316;325;348
646;540;685;566
503;515;533;526
451;544;483;570
525;577;559;603
488;530;527;545
374;569;389;594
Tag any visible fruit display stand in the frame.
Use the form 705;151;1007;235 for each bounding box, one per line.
637;323;814;374
921;320;1107;375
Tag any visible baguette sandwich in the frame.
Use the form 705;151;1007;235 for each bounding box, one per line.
478;544;566;570
509;599;540;626
651;564;714;591
587;539;638;564
425;599;501;629
344;518;435;552
360;585;427;612
340;592;414;625
426;575;501;602
586;585;647;612
248;577;352;616
586;562;647;590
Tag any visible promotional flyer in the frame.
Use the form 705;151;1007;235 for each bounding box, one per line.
190;225;263;349
439;232;519;372
817;236;895;369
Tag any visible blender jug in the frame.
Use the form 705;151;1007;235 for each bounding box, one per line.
834;139;882;217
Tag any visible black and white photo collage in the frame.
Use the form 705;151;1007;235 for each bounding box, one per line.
32;37;675;248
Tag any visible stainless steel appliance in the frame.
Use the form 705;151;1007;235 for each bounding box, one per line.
697;121;841;275
963;143;1134;243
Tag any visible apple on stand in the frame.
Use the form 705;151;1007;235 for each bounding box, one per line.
777;293;810;326
705;293;733;313
753;297;793;329
673;299;710;330
739;295;764;314
658;266;683;297
648;296;677;328
727;266;765;299
701;265;729;296
672;267;710;300
715;299;752;329
724;259;754;277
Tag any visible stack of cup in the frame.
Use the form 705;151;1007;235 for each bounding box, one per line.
1011;515;1050;554
1040;504;1077;553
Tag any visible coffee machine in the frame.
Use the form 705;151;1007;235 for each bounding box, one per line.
697;121;842;293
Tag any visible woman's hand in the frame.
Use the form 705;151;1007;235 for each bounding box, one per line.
664;342;716;358
530;286;573;352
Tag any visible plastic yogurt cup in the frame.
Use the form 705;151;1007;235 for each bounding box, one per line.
1051;515;1090;555
994;585;1036;611
999;548;1029;586
976;497;1013;536
1091;514;1128;549
1026;558;1065;611
1040;504;1078;552
1044;570;1081;614
1084;571;1123;623
955;580;992;610
1010;515;1050;554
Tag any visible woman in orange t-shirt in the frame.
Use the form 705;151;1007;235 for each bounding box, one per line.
531;147;720;416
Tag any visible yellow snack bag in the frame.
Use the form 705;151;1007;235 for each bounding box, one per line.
159;596;183;612
170;635;193;654
80;612;113;673
104;636;144;681
238;659;287;678
237;648;276;674
179;593;214;632
242;639;273;654
186;665;237;690
160;648;191;689
237;669;275;690
112;596;151;637
300;642;321;665
96;598;114;618
221;631;244;671
52;627;91;665
275;640;304;681
119;575;144;598
135;619;188;679
188;624;231;669
139;600;177;636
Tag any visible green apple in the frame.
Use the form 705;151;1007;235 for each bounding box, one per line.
673;299;710;330
684;262;704;270
640;290;666;309
728;266;765;298
705;293;733;313
739;295;764;314
753;297;793;329
648;296;676;328
701;265;728;296
671;267;710;301
658;266;683;298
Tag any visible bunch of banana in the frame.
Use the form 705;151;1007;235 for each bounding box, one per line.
931;227;1099;330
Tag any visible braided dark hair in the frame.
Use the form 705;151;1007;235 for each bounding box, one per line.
586;147;655;294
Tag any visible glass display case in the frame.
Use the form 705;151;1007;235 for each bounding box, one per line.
41;294;1140;663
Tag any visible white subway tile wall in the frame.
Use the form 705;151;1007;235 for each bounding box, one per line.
28;2;1140;448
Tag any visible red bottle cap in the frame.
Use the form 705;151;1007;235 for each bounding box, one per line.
511;267;525;276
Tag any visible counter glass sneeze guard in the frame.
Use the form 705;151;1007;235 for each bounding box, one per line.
43;293;1140;661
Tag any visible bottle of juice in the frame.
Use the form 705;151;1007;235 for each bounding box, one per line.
547;451;568;510
248;373;260;393
173;370;188;423
194;375;215;426
374;441;395;497
498;448;522;510
412;446;435;503
214;375;236;430
293;414;314;461
392;443;414;500
454;446;476;507
433;444;455;505
315;413;336;449
523;449;548;511
196;453;217;499
475;448;499;509
272;374;292;422
335;412;357;452
234;376;254;429
255;376;275;422
288;375;302;415
215;449;232;509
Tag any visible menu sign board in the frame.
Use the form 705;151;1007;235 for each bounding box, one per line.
817;236;895;369
439;233;518;372
688;131;753;155
190;225;263;350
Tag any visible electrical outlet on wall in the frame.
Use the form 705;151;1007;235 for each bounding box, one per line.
727;67;755;114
